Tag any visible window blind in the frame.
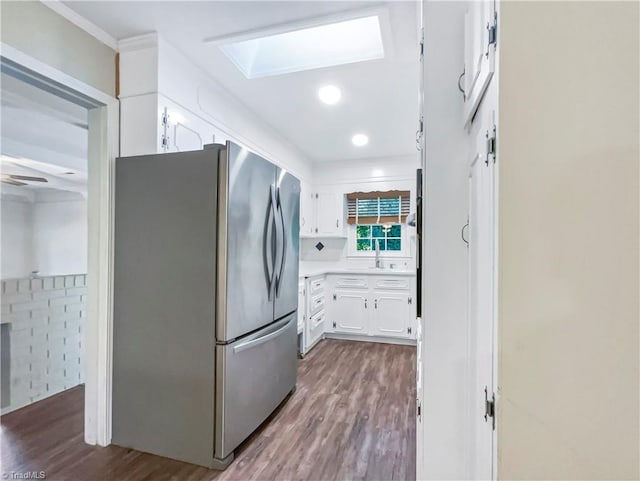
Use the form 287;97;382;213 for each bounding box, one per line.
346;190;410;225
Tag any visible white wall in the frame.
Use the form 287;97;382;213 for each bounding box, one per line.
118;34;313;182
497;2;639;479
1;199;34;279
0;198;87;279
420;2;472;479
33;200;87;276
302;155;418;268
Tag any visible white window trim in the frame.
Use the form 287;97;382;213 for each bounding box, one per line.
346;223;411;259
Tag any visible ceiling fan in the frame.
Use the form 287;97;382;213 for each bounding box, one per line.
1;173;48;186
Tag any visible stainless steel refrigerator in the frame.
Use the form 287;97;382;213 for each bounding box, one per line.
111;141;300;469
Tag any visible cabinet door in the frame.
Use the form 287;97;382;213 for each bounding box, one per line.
463;0;496;127
315;191;343;235
371;293;412;338
330;291;368;334
299;182;315;235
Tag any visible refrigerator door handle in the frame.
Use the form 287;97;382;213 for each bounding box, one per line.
232;316;292;353
264;185;277;300
275;188;287;297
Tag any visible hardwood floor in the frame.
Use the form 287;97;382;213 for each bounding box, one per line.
1;339;416;481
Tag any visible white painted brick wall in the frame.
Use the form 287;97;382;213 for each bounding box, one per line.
0;274;87;414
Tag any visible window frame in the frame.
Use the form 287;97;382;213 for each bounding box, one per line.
347;222;411;258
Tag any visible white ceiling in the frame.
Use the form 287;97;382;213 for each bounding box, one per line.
1;72;88;201
63;1;420;163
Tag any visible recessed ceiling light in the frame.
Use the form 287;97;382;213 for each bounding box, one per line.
352;134;369;147
318;85;341;105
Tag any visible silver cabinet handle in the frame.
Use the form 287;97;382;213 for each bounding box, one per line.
364;299;368;309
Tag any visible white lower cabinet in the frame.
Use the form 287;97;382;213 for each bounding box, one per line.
302;274;325;354
329;291;368;334
326;275;416;340
299;272;416;354
371;293;413;338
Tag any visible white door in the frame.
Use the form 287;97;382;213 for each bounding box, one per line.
371;293;412;338
468;110;496;479
463;0;496;127
330;291;368;334
315;191;342;235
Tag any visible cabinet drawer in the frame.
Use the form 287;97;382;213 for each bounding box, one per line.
309;277;325;295
308;309;325;346
372;277;410;291
334;276;368;289
309;309;325;330
309;293;325;315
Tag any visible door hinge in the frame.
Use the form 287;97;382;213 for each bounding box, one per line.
374;299;378;309
416;117;424;152
161;107;170;152
332;321;336;328
417;399;421;419
333;294;337;301
485;125;496;165
407;326;412;334
315;193;319;199
484;387;496;430
487;12;497;54
408;297;412;305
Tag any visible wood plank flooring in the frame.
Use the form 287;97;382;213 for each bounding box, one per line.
1;339;416;481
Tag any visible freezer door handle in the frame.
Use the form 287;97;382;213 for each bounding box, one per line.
264;185;277;300
233;317;292;353
275;188;287;297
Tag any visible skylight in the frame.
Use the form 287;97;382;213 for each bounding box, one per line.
218;15;385;79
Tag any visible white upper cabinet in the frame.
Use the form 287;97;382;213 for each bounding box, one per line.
315;191;344;236
300;190;346;237
299;182;316;236
463;0;497;127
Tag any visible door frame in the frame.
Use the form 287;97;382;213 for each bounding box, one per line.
1;43;118;446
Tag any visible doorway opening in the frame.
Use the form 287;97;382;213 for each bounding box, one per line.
1;70;89;416
0;48;118;449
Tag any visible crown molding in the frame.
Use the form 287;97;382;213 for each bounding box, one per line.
40;0;118;51
118;32;159;53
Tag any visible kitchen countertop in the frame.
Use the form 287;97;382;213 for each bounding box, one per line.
299;267;416;278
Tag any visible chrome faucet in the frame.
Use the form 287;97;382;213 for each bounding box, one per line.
375;239;383;269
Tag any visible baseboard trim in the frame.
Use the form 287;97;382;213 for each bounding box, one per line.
324;333;417;346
